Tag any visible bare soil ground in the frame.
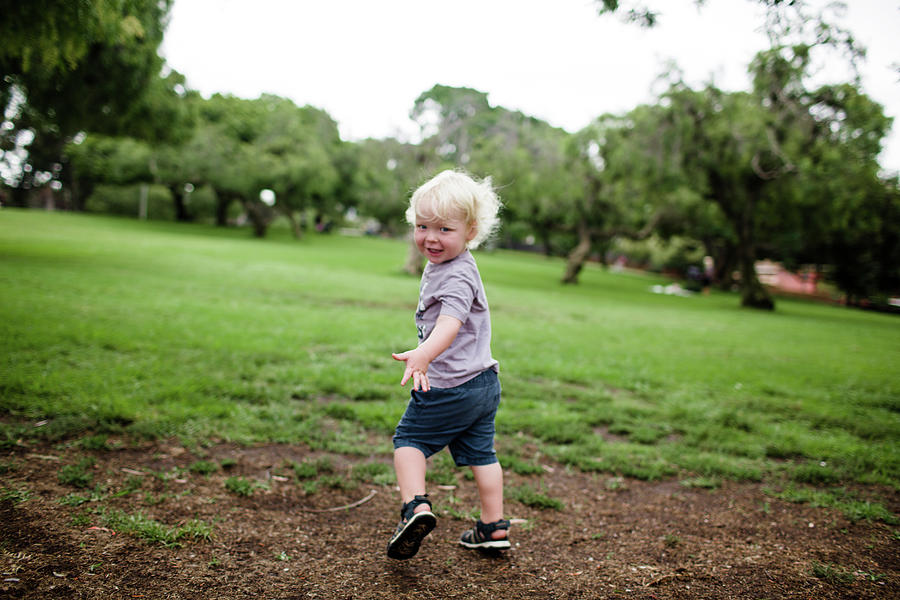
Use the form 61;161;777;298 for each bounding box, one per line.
1;440;897;599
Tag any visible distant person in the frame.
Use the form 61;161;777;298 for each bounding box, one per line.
387;170;508;560
702;255;714;295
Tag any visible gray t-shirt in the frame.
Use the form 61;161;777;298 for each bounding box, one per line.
415;250;499;388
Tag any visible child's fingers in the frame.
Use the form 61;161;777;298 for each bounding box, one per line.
411;370;430;392
391;352;407;362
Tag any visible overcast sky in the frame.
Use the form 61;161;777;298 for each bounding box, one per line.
160;0;900;173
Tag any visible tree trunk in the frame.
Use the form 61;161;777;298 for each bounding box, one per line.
215;194;230;226
539;228;553;257
737;201;774;310
704;240;738;290
69;177;92;212
284;210;303;239
138;183;148;219
403;234;424;277
562;221;592;284
244;201;270;237
9;185;29;208
170;184;189;221
739;256;774;310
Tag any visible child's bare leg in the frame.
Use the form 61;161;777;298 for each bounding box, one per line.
394;446;431;514
471;462;506;539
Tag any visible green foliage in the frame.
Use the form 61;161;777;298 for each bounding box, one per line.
425;453;458;486
500;455;546;476
2;0;183;202
791;462;841;485
350;138;422;236
810;562;855;585
79;435;111;451
188;460;219;475
0;0;169;77
111;476;144;498
351;462;393;485
0;486;31;504
319;474;358;491
680;477;721;490
147;93;346;236
59;486;106;506
85;184;174;220
224;477;264;497
766;486;897;525
71;510;92;527
58;458;96;488
507;484;565;511
99;508;212;547
292;458;334;480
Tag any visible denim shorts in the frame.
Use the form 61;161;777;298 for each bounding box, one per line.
392;369;501;466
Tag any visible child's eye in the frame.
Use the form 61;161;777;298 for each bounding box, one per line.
440;227;452;232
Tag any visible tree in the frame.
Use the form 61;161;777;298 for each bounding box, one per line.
65;135;154;207
1;0;182;206
650;44;894;309
150;94;345;237
474;111;575;256
409;84;579;258
254;96;343;238
558;105;685;284
825;176;900;305
178;94;268;233
594;0;833;29
403;85;497;275
352;138;422;236
663;85;783;308
761;76;897;304
596;0;895;308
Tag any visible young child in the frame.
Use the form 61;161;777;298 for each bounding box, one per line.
387;169;508;560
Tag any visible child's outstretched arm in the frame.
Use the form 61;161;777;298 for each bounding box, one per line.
392;314;462;392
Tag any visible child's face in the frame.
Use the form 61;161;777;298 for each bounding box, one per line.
414;206;476;264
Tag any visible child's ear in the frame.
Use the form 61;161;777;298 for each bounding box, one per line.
466;223;478;242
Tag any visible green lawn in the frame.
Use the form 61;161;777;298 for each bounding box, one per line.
2;210;898;498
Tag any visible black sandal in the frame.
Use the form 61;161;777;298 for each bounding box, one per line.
387;494;436;560
459;518;511;550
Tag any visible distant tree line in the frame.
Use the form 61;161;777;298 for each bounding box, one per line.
2;0;897;310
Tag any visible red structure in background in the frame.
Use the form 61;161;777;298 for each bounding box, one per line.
755;260;820;296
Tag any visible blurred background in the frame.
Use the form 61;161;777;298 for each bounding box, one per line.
2;0;898;310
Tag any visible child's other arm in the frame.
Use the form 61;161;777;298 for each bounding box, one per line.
392;314;462;392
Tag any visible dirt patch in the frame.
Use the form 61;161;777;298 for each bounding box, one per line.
1;441;897;599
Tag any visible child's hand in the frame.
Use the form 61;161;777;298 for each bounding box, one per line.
392;349;431;392
392;315;461;393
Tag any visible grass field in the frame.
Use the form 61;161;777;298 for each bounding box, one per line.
1;209;898;508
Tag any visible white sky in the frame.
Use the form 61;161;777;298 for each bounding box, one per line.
160;0;900;173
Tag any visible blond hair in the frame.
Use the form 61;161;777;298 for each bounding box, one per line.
406;170;502;250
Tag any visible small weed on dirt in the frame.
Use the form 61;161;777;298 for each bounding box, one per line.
224;476;266;497
188;460;219;475
58;458;96;488
811;561;855;585
0;486;31;504
508;483;564;510
99;508;213;547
